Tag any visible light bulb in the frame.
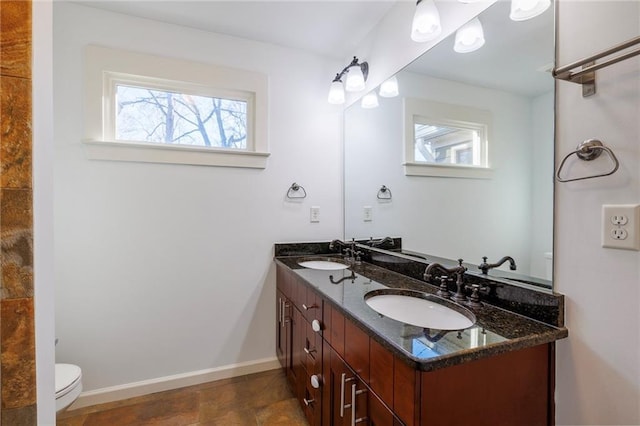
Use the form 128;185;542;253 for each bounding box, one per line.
379;76;399;97
327;80;345;104
510;0;551;21
345;65;366;92
411;0;442;43
361;92;379;109
454;18;485;53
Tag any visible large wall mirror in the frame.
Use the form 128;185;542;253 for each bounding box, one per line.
344;1;554;288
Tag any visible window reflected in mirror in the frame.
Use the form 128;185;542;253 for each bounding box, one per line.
414;122;485;167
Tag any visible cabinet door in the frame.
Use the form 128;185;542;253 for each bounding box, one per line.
276;290;288;369
326;348;351;426
327;346;388;426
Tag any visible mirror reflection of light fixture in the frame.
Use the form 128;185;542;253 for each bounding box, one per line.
411;0;442;43
379;76;399;97
361;92;379;109
327;76;346;104
454;18;485;53
327;56;369;104
509;0;551;21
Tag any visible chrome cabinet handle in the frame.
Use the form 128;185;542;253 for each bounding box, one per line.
351;383;368;426
303;347;316;355
302;303;317;310
340;374;355;418
278;298;282;324
303;398;315;406
311;319;321;332
340;373;347;418
283;301;290;323
351;383;356;426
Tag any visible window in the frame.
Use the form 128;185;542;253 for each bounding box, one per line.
84;45;269;168
115;84;248;149
404;98;493;178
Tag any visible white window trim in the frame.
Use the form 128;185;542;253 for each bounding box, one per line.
84;45;269;168
403;98;493;179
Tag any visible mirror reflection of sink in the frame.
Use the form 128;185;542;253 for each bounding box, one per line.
364;289;476;330
297;258;350;271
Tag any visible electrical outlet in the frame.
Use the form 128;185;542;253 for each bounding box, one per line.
363;206;373;222
310;206;320;223
602;204;640;250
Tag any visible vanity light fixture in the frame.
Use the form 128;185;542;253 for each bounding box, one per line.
361;92;379;109
327;77;346;104
327;56;369;104
509;0;551;21
454;17;485;53
411;0;442;43
379;75;399;97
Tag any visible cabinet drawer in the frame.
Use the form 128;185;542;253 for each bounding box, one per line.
302;380;321;426
301;285;323;323
344;319;370;382
303;319;323;376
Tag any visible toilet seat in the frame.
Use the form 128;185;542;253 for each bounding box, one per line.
55;364;82;412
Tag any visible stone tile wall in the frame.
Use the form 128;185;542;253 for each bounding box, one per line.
0;1;37;424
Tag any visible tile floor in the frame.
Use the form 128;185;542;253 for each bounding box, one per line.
56;369;308;425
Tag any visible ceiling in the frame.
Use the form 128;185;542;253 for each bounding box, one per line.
73;0;398;59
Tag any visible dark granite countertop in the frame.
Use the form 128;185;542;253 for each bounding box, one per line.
275;255;568;372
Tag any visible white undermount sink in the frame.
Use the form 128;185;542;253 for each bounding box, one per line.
364;289;476;330
297;259;350;271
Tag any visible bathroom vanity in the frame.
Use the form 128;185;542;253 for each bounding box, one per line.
274;244;567;426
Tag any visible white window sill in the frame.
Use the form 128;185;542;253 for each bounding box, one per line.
404;162;494;179
83;140;270;169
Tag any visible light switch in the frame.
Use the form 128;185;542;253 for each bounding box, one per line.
310;206;320;223
363;206;373;222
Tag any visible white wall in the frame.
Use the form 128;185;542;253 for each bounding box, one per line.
34;0;56;424
53;2;344;393
345;71;536;274
555;1;640;425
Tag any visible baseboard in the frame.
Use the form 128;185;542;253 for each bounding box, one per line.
68;357;281;410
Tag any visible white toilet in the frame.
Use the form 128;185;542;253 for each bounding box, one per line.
55;363;82;412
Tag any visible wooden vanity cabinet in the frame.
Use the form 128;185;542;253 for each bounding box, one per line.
275;264;555;426
277;266;324;425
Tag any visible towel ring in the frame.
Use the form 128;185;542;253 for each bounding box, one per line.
556;139;619;183
377;185;392;200
286;182;307;199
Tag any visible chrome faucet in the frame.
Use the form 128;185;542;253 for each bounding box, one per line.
424;259;468;303
478;256;517;275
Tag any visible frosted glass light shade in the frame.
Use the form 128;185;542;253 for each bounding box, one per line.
510;0;551;21
411;0;442;43
361;92;379;109
345;66;366;92
379;76;399;97
454;18;485;53
327;80;345;104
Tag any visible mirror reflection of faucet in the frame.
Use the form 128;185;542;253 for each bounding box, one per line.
366;236;395;249
478;256;517;275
